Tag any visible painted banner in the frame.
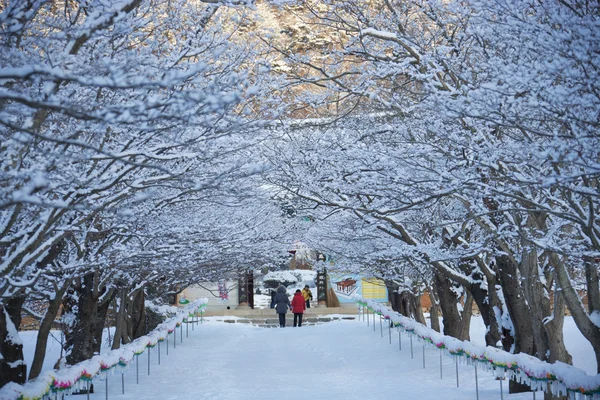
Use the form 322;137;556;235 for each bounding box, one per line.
327;273;387;303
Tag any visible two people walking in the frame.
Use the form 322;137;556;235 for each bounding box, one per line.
273;285;309;327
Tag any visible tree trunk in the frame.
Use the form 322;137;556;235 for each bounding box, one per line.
410;291;427;326
0;297;27;388
66;273;100;365
29;283;69;380
550;252;600;373
467;274;502;346
434;271;471;340
397;290;426;324
112;289;127;350
397;292;410;317
496;254;535;393
428;289;441;332
130;288;146;339
93;290;114;355
386;281;400;313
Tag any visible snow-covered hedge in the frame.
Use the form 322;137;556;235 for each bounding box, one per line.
0;299;207;400
357;297;600;399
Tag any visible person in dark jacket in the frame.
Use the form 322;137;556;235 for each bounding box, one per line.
291;289;306;327
270;289;276;309
273;285;291;327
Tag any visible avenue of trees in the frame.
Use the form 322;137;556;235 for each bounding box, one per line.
1;0;598;397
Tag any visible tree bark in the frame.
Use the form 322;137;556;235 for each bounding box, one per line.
65;273;100;365
93;289;115;354
111;289;127;350
29;283;69;380
130;288;146;339
434;271;471;340
428;289;441;332
550;252;600;373
0;297;27;388
495;254;535;393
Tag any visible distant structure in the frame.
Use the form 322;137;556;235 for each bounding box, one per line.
335;278;357;294
288;241;315;270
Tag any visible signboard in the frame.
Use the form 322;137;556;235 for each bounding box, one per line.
327;273;388;303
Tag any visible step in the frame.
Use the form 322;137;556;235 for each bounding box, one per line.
201;306;358;318
203;315;357;327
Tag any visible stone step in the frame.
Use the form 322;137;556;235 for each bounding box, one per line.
203;315;357;327
201;306;358;318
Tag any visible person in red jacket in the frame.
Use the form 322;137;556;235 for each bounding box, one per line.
291;289;306;327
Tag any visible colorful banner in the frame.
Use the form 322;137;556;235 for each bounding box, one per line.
328;274;387;303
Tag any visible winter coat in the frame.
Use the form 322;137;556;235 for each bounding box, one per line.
274;285;291;314
302;287;313;301
291;292;306;313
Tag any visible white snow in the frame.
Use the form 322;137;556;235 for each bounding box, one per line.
11;313;596;400
589;310;600;329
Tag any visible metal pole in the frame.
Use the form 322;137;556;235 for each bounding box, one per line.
180;323;183;343
166;335;169;355
533;391;536;400
410;334;414;359
187;319;189;337
388;321;392;344
423;345;426;369
380;316;383;337
105;376;108;400
475;364;479;400
148;347;150;375
440;349;443;379
174;328;177;349
201;310;203;324
500;378;504;400
121;373;124;394
456;357;459;387
87;381;90;400
367;308;370;326
399;331;402;351
136;354;139;384
373;312;376;332
192;315;195;331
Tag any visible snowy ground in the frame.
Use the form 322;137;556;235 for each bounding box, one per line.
19;316;595;399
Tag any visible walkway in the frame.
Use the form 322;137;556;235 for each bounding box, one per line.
82;317;536;400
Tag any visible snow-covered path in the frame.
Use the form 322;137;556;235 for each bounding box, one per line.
77;318;561;400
